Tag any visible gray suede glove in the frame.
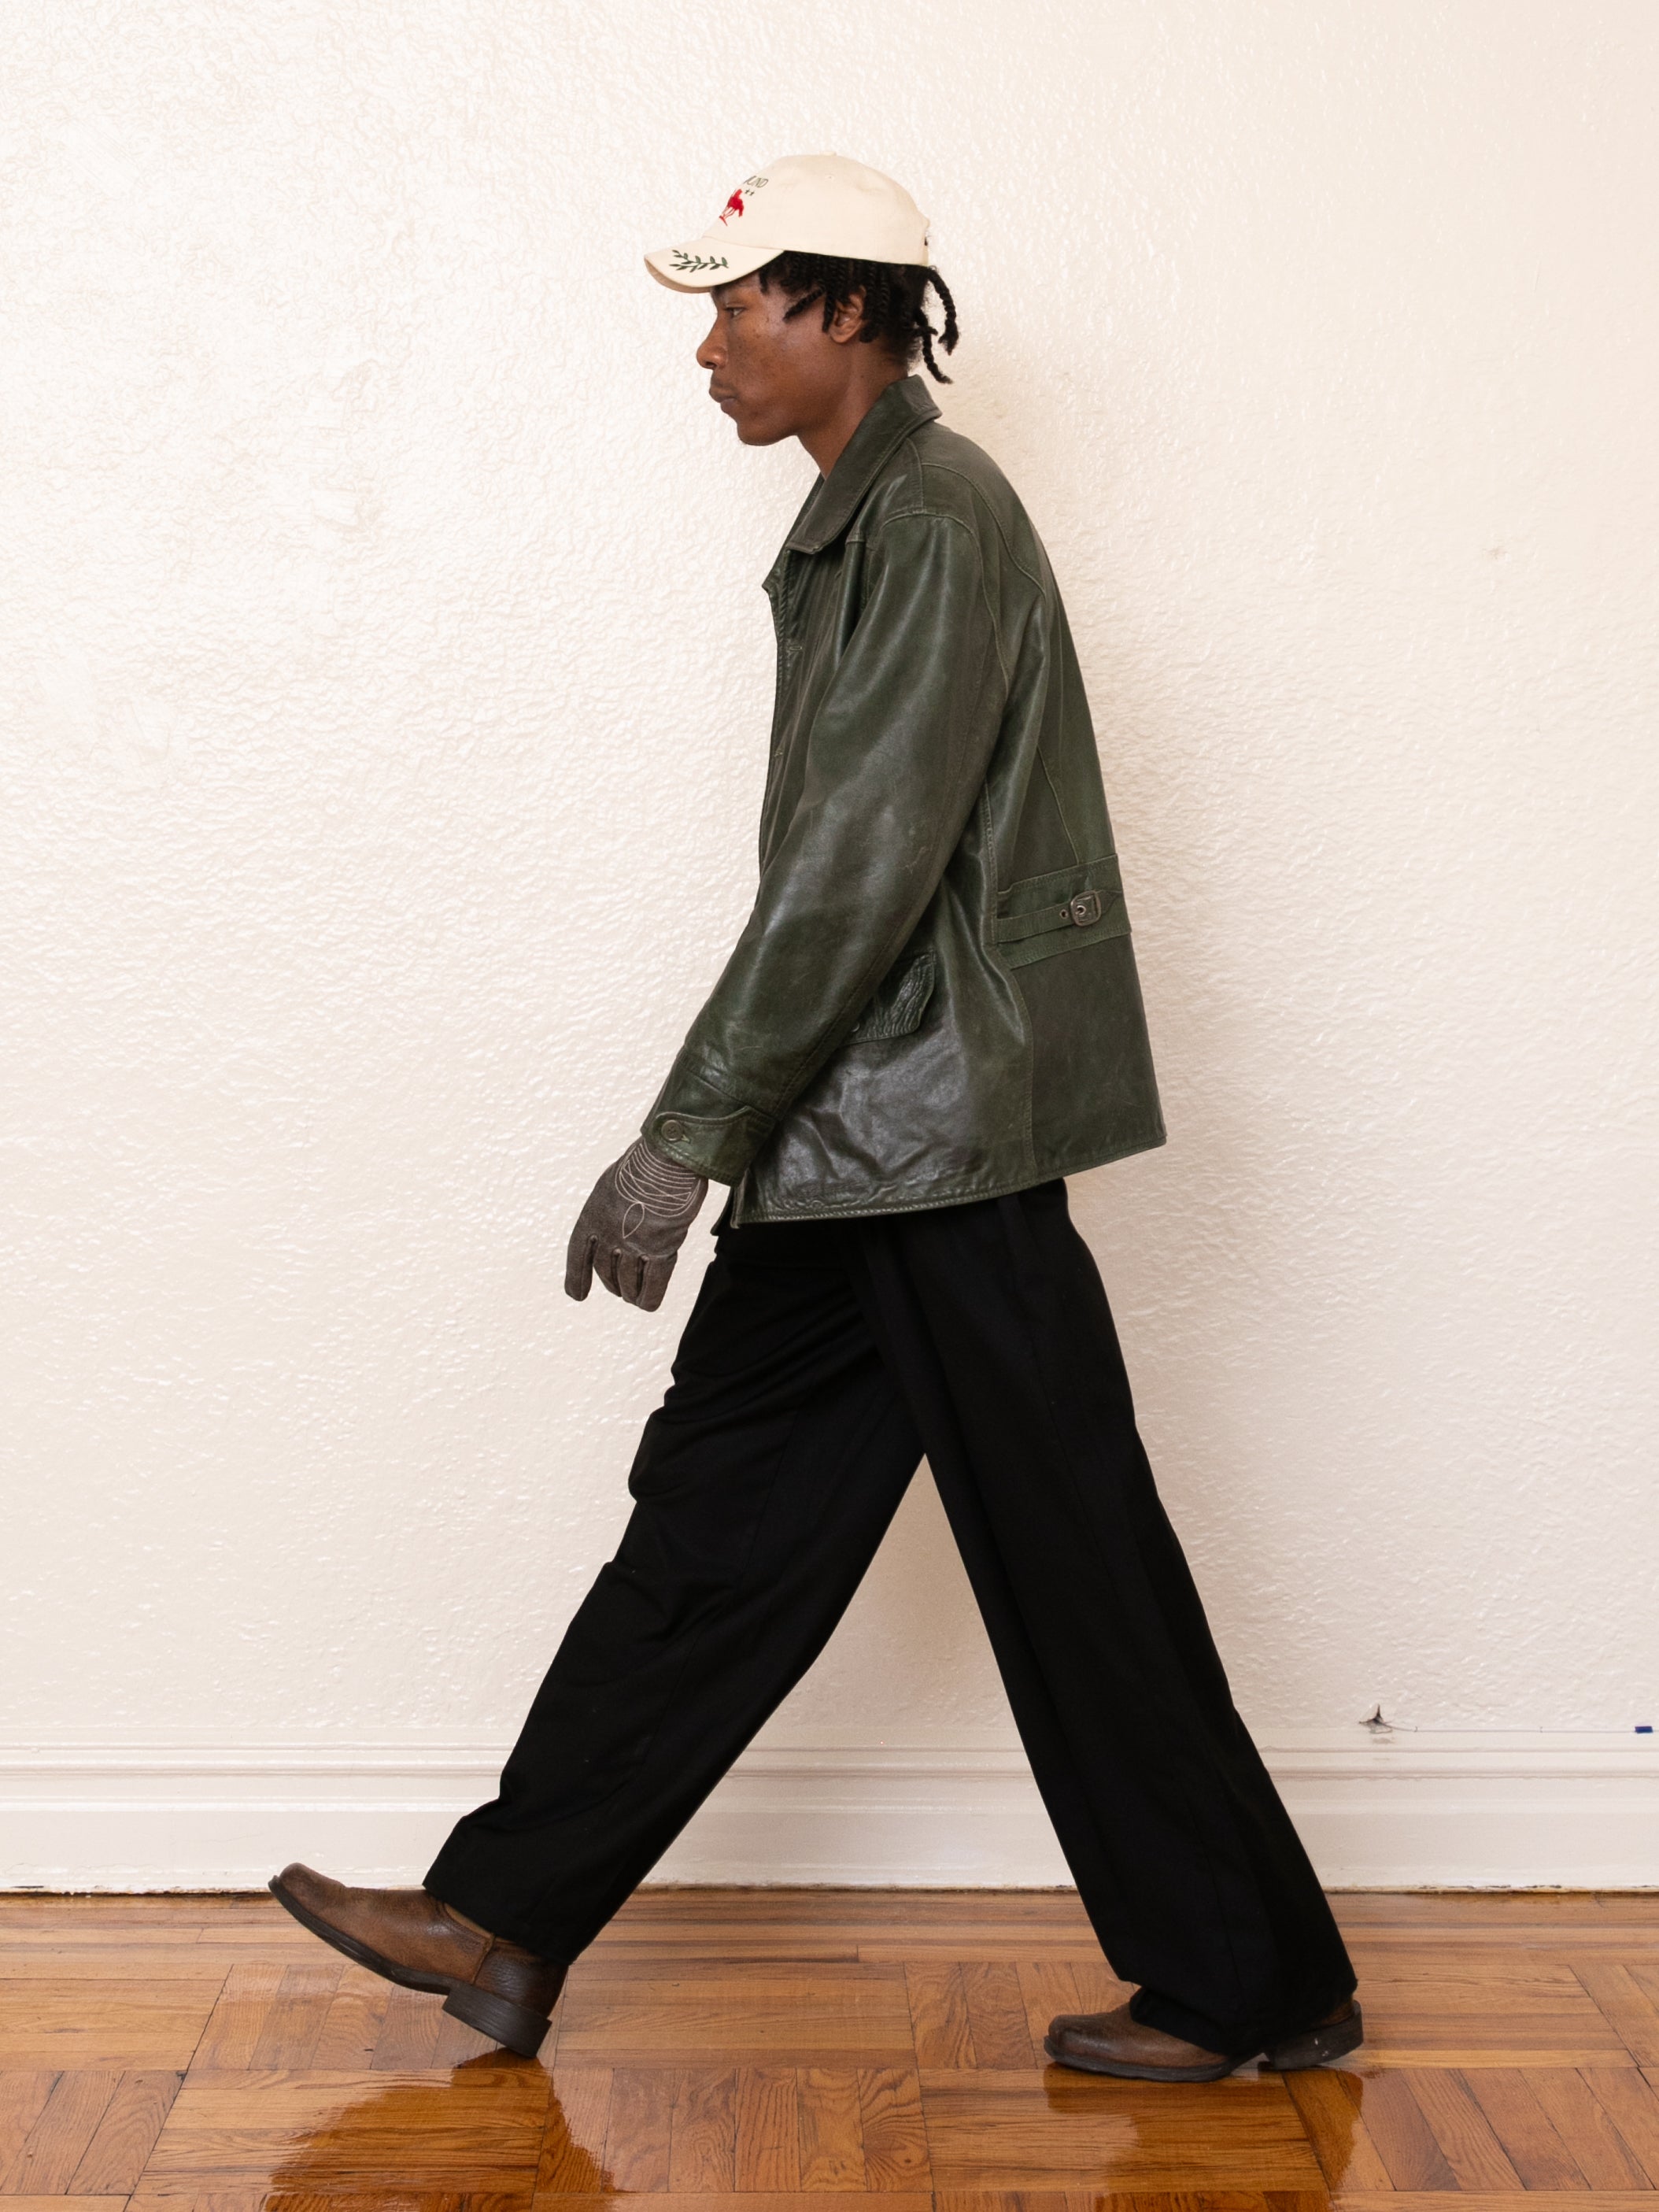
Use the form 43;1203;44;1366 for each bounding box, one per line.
564;1137;708;1311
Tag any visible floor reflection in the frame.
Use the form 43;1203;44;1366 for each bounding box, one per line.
1279;2058;1373;2192
1320;2066;1369;2185
255;2047;582;2205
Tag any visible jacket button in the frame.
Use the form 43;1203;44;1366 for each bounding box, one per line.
660;1117;685;1141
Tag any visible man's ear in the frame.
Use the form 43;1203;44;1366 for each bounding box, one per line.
826;287;868;346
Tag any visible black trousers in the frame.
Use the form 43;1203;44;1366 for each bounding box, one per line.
427;1180;1355;2056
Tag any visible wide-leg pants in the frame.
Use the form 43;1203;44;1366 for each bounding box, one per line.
426;1179;1355;2057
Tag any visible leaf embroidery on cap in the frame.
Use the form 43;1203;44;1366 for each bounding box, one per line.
671;249;728;273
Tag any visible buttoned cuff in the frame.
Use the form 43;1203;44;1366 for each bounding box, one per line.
643;1053;778;1183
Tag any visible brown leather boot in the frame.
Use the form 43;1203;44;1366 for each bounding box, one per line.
1044;1995;1362;2081
269;1862;565;2058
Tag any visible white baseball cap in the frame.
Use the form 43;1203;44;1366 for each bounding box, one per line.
645;154;930;293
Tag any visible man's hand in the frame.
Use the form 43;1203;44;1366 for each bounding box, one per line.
565;1137;708;1311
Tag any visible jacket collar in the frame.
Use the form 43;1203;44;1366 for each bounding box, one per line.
783;375;941;555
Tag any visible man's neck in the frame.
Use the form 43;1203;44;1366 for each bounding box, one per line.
797;368;907;479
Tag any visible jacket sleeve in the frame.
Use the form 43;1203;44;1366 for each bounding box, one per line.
641;511;1009;1183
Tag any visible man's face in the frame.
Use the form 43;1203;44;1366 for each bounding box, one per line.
695;272;863;446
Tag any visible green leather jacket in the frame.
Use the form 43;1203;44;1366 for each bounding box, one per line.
644;375;1165;1223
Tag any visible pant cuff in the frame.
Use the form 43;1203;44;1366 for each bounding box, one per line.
1128;1982;1255;2057
423;1850;573;1966
1129;1976;1358;2061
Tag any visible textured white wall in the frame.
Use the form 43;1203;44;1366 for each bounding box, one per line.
5;0;1657;1840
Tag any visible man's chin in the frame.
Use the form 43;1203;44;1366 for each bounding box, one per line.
727;412;790;448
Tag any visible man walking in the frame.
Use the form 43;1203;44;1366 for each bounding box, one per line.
271;154;1361;2083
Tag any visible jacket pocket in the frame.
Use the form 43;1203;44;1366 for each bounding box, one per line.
848;950;937;1042
994;856;1130;971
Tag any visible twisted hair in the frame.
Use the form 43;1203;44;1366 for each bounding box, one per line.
757;252;959;383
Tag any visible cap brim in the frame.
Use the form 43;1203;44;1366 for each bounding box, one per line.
644;236;782;292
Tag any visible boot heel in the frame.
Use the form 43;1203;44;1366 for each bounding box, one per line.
442;1980;550;2058
1263;2000;1363;2071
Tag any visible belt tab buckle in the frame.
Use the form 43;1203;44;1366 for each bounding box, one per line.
1067;890;1103;928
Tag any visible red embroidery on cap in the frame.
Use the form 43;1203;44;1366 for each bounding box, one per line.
718;190;746;225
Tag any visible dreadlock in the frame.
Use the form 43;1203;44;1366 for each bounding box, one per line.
757;252;959;383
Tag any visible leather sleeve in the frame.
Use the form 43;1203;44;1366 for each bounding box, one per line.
642;512;1008;1183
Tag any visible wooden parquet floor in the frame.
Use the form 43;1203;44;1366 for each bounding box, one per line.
2;1889;1657;2212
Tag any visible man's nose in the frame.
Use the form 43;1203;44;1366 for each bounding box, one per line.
696;325;722;371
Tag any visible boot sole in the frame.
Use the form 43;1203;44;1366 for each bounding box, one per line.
1044;2001;1364;2082
1041;2037;1239;2081
1262;2000;1365;2071
267;1876;551;2058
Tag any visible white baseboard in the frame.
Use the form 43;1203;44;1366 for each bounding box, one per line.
2;1731;1654;1893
